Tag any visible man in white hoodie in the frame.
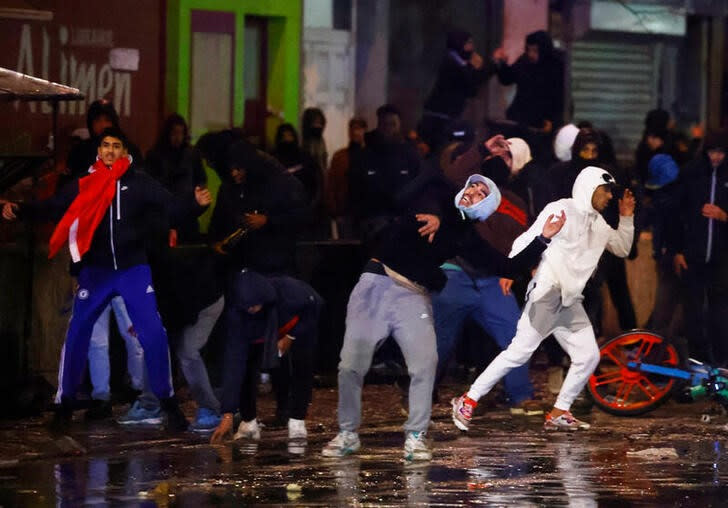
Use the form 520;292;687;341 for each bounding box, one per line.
451;166;635;430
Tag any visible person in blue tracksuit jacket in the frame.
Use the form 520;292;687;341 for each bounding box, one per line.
2;127;211;433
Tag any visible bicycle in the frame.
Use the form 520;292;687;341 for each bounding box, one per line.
587;329;728;416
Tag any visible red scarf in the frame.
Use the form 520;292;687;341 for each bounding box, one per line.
49;156;131;261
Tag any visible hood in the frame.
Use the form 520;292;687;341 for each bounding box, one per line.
525;30;554;60
554;124;579;161
228;269;277;310
507;137;532;174
454;174;502;221
226;140;274;183
571;129;601;161
572;166;615;213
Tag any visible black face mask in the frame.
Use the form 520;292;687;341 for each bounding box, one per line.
460;50;473;61
308;127;323;138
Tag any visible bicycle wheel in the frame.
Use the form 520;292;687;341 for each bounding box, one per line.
588;330;680;416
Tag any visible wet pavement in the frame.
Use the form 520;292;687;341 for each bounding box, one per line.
2;383;728;506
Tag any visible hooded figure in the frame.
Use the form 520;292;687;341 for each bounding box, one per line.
496;30;565;129
511;166;633;306
420;30;495;150
454;174;502;221
272;123;321;205
208;141;309;274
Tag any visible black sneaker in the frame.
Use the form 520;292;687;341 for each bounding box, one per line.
85;400;112;421
160;398;189;433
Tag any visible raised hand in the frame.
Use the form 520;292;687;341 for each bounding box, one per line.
619;189;636;217
542;210;566;239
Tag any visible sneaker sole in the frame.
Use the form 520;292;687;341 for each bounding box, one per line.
117;418;163;425
404;450;432;461
451;398;470;431
321;445;360;458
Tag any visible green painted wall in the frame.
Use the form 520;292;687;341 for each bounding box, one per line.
166;0;302;137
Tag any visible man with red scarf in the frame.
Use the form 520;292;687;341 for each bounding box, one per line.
3;127;211;433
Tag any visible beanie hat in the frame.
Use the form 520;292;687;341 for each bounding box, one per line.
646;154;679;190
554;124;579;161
506;137;532;174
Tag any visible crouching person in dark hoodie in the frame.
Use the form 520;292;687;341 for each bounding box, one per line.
209;270;323;445
321;175;565;461
2;127;211;433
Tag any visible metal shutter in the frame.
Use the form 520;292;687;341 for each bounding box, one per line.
571;40;657;164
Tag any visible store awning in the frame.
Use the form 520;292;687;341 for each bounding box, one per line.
0;67;84;102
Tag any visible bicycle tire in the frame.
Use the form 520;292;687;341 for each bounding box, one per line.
588;330;680;416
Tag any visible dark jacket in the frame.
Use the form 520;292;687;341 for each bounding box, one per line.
349;133;422;220
208;153;308;275
371;208;548;293
220;272;323;414
424;52;494;119
672;154;728;265
19;165;203;273
497;31;564;128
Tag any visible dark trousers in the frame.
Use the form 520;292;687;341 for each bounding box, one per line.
239;343;264;422
272;338;315;420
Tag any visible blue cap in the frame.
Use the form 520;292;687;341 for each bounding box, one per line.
646;154;679;189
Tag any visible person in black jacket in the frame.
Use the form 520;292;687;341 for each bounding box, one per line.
145;113;206;243
271;123;322;208
420;30;495;151
209;140;309;275
493;30;564;133
321;173;565;461
2;127;211;433
672;130;728;365
350;104;422;245
209;271;323;445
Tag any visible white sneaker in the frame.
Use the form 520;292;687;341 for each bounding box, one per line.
404;431;432;461
233;418;261;440
321;431;360;457
288;418;307;440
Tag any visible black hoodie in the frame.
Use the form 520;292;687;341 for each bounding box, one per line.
209;142;309;274
497;30;564;128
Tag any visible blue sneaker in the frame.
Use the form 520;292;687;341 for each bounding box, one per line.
190;407;221;433
117;401;163;425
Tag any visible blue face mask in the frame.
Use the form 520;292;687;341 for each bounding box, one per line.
454;175;502;221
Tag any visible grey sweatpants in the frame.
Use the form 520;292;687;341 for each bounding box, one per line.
337;272;437;433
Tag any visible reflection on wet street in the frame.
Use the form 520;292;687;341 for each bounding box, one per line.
2;384;728;506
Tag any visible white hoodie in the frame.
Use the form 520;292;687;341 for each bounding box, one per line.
510;166;634;306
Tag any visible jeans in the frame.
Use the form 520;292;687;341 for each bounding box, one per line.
176;296;225;413
432;270;533;404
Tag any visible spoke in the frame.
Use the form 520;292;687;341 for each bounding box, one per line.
614;381;627;400
594;371;624;386
642;339;657;358
621;382;636;401
604;350;625;367
637;377;662;400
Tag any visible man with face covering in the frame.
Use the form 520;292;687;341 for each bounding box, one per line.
452;166;635;432
322;173;565;461
420;30;496;151
493;30;564;133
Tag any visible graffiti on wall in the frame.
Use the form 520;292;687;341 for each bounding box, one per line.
14;23;132;117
